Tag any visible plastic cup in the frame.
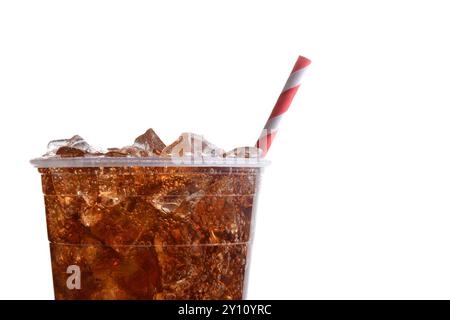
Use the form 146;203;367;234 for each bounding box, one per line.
31;157;267;300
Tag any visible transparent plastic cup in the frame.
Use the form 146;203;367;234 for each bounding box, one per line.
31;157;267;300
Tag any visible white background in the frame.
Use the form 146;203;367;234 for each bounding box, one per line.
1;0;450;300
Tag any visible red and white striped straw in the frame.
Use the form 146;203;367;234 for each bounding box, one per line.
256;55;311;156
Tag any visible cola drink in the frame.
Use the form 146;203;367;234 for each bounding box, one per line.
32;130;266;300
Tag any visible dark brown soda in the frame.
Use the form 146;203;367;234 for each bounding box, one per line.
39;166;260;300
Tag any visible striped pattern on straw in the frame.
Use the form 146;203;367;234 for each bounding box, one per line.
256;56;311;156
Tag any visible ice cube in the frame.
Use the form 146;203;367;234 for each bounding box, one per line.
67;135;92;151
104;146;151;157
225;147;262;158
56;146;87;157
80;206;103;227
134;129;166;155
149;169;213;214
104;148;128;157
47;139;70;151
120;146;151;157
46;135;95;157
161;133;225;159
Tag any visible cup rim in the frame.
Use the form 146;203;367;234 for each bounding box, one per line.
30;156;270;168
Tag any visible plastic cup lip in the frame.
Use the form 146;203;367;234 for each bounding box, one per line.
30;156;270;168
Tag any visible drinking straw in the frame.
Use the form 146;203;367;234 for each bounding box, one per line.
256;55;311;156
